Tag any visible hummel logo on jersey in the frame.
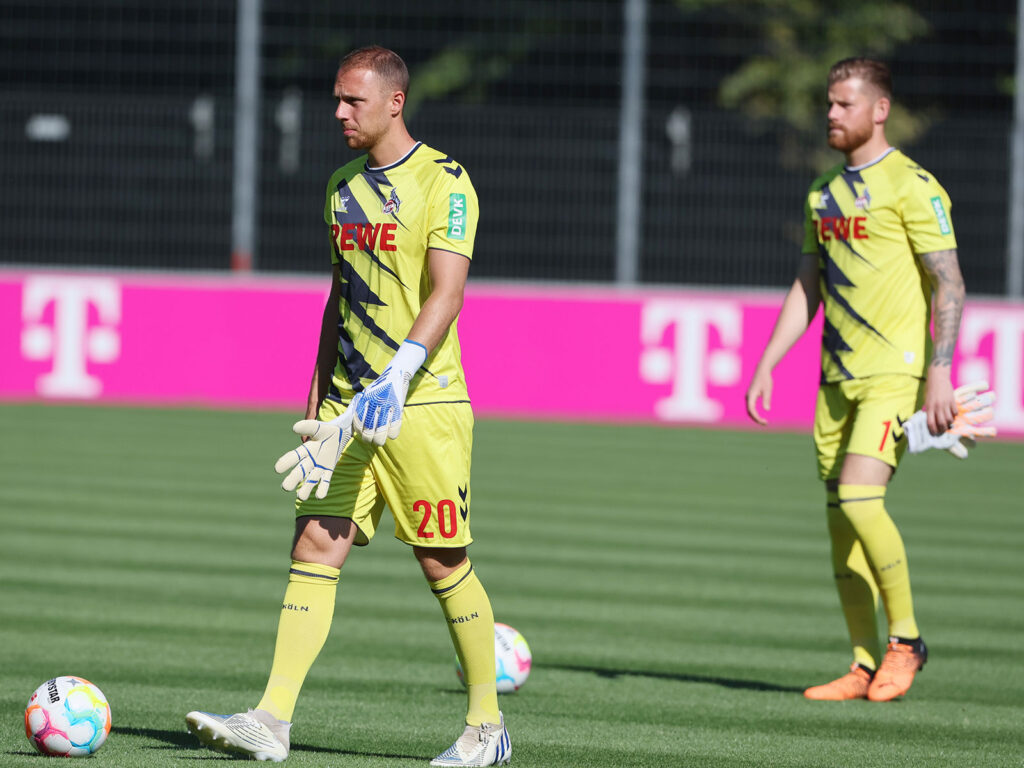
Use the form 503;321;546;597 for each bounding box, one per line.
434;155;463;178
458;485;469;521
908;163;930;182
892;414;908;444
382;187;401;215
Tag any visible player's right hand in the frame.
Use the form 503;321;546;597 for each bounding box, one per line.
745;369;773;426
923;366;957;434
274;407;355;500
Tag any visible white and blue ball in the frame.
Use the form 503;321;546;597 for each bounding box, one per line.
456;622;532;693
25;676;112;757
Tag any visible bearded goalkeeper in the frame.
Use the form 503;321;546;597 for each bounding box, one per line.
746;58;973;702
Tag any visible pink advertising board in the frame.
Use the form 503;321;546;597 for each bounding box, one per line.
2;269;1023;436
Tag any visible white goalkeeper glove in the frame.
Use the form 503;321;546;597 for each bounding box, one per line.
904;381;997;459
352;339;427;446
274;406;355;500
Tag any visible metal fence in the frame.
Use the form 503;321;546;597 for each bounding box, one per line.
0;0;1019;293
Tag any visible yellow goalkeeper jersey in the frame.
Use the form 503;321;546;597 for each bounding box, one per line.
802;147;957;383
323;141;479;405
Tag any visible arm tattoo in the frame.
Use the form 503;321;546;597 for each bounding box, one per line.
917;248;965;367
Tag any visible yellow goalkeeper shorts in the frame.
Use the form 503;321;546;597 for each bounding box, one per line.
294;400;474;548
814;374;924;481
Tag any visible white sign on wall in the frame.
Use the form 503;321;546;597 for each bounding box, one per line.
20;276;122;398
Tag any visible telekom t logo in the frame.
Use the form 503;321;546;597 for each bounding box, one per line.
638;299;743;421
957;307;1024;430
20;276;121;398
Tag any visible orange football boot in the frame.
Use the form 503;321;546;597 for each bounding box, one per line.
803;663;874;700
867;636;927;702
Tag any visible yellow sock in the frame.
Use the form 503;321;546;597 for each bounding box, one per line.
429;560;499;727
838;484;920;641
827;488;881;669
256;560;340;722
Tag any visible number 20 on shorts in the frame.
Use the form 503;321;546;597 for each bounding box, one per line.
414;499;460;539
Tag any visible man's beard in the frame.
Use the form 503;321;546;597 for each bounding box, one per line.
827;122;872;154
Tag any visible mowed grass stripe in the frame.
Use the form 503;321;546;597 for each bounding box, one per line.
2;403;1022;768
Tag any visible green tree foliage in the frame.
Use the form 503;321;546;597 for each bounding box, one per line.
675;0;932;170
402;10;552;117
406;43;524;116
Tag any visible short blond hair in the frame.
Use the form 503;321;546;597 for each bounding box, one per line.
338;46;409;94
828;57;892;100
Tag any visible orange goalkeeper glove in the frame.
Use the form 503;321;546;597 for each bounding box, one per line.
905;381;997;459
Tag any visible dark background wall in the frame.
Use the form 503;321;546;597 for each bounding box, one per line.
0;0;1017;293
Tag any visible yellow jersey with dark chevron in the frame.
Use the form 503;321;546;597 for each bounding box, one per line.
322;142;479;406
801;148;956;383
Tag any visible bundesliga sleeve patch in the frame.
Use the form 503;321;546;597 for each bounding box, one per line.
930;196;952;235
447;193;467;240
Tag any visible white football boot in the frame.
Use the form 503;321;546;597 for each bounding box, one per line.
430;712;511;766
185;708;290;762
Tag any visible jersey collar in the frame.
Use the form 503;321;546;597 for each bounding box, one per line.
845;146;897;173
366;141;422;172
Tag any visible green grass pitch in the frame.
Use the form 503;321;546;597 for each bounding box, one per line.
1;403;1022;767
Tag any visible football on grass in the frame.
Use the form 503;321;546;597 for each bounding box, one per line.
456;622;532;693
25;676;111;757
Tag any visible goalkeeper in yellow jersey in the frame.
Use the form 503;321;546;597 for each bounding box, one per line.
745;58;977;702
186;46;510;765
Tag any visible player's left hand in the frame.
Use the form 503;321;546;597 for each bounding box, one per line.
352;339;428;446
905;381;997;459
274;406;355;500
